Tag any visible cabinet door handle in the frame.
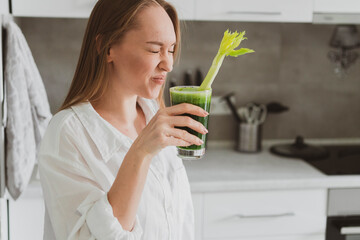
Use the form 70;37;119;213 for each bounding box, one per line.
233;212;295;219
341;226;360;235
227;11;282;16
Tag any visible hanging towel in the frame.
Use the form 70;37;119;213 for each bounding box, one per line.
3;19;52;200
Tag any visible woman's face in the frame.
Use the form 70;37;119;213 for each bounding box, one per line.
107;5;177;99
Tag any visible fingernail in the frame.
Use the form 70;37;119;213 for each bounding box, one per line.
203;111;209;116
198;139;204;145
203;128;208;134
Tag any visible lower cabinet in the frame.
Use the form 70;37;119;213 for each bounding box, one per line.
193;189;327;240
207;235;325;240
193;193;204;240
8;184;326;240
8;182;44;240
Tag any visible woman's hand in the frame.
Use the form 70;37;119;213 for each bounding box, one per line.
131;103;209;159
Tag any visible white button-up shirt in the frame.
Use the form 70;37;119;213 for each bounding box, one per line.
38;97;195;240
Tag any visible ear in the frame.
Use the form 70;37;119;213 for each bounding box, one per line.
106;47;113;63
96;34;113;63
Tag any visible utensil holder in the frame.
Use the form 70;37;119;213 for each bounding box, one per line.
236;122;262;153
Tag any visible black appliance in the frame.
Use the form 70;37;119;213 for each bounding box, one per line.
326;216;360;240
302;144;360;176
270;136;360;175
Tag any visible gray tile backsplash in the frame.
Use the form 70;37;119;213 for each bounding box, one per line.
17;18;360;141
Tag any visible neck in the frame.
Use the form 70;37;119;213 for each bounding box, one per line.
91;84;139;126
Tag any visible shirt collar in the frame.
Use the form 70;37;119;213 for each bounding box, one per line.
71;97;158;162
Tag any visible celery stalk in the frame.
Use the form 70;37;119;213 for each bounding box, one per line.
199;30;254;90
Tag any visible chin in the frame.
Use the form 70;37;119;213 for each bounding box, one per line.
142;88;161;100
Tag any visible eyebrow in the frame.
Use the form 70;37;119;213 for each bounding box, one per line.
146;41;176;46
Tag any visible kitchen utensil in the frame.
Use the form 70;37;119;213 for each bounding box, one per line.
256;104;267;124
183;70;192;85
270;136;329;160
241;103;267;124
221;96;265;152
195;68;203;86
222;92;241;123
238;107;249;122
250;104;266;124
237;123;262;152
266;102;289;114
169;78;176;88
246;102;257;123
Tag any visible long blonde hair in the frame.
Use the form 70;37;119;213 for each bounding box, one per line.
59;0;180;111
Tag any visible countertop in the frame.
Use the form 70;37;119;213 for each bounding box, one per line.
20;139;360;198
183;140;360;193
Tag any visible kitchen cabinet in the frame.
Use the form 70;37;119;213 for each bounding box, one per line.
0;199;7;240
167;0;195;20
314;0;360;14
8;182;44;240
192;193;203;240
195;0;313;23
11;0;193;20
192;189;327;240
328;188;360;216
0;13;6;201
207;235;324;240
0;0;9;14
12;0;97;18
313;0;360;24
0;13;8;240
8;0;360;23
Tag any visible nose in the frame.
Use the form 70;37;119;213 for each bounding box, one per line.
159;53;173;72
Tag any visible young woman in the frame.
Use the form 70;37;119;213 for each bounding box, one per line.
38;0;208;239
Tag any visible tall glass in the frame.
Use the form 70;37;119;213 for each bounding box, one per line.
170;86;212;159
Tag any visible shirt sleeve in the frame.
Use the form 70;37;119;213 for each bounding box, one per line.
38;121;143;240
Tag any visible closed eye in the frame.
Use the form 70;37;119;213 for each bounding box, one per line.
146;41;176;54
148;50;174;54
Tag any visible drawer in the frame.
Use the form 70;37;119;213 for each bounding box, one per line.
203;189;326;239
195;0;313;23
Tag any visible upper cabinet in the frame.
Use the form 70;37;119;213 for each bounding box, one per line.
195;0;313;22
8;0;360;24
11;0;193;20
12;0;97;18
313;0;360;24
0;0;9;14
167;0;195;20
314;0;360;13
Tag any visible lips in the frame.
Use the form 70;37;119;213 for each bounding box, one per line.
152;75;166;84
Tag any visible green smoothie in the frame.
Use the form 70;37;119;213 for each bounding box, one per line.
170;86;212;152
